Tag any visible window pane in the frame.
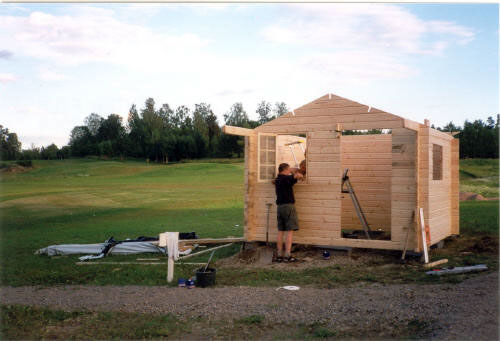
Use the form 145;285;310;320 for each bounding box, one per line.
432;144;442;180
260;150;267;164
260;166;267;180
260;135;266;149
267;136;276;149
266;166;275;179
267;150;275;163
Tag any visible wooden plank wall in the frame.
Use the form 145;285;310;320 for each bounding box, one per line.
428;133;453;244
418;126;454;247
391;128;417;249
276;135;306;168
340;134;392;232
246;133;258;241
450;139;460;234
255;94;408;134
247;130;342;246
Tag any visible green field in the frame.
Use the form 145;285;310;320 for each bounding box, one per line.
0;158;498;287
460;158;499;198
0;159;244;286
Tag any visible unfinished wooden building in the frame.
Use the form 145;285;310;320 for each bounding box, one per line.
223;94;459;252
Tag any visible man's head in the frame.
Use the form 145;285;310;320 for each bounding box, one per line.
278;163;291;175
299;159;306;174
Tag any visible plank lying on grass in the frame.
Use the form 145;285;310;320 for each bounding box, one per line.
178;243;234;260
150;237;245;246
76;262;207;265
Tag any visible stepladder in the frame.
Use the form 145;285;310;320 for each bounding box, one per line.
341;168;372;239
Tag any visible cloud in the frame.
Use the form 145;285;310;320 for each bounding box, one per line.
215;88;255;97
301;51;417;84
0;9;209;70
0;49;13;59
0;73;17;83
38;67;69;81
258;4;475;83
262;4;475;55
3;105;72;148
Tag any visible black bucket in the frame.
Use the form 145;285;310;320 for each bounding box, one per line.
195;267;216;288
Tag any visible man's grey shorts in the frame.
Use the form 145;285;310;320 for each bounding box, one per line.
277;203;299;231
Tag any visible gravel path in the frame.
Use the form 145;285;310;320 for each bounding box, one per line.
1;272;498;340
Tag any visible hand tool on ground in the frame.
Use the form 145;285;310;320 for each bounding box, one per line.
259;203;274;264
203;250;215;272
401;210;416;261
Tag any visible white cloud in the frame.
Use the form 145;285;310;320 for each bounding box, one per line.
0;10;209;71
3;105;72;148
262;4;474;55
301;51;417;84
38;67;69;81
0;73;17;83
259;4;475;83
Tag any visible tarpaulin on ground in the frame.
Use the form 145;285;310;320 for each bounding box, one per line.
35;233;198;258
35;241;165;256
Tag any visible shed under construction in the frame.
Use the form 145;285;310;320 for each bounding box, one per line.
223;94;459;253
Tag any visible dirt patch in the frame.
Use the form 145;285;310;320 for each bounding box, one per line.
217;244;396;270
460;236;498;254
460;192;486;201
1;164;32;173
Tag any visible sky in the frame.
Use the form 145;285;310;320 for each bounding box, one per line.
0;3;498;148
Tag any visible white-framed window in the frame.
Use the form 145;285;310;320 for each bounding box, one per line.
258;134;276;181
432;144;443;180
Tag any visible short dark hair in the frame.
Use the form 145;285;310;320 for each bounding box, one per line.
278;163;290;173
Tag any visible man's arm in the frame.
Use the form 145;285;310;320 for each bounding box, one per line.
291;172;302;184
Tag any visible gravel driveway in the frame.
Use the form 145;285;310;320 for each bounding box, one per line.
1;272;498;340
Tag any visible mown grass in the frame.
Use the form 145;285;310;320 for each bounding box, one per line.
459;158;498;198
0;305;435;340
0;159;244;286
0;159;498;288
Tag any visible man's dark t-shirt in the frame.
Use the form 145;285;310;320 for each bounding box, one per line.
275;174;298;205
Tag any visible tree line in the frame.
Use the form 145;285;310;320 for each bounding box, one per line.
1;103;498;161
1;99;288;162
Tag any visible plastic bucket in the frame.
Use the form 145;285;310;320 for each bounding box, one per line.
195;267;216;288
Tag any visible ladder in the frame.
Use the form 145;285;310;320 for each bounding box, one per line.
341;168;372;239
284;140;305;168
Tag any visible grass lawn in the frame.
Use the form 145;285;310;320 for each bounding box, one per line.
0;305;434;340
0;158;498;340
0;159;244;286
460;158;499;198
0;158;498;287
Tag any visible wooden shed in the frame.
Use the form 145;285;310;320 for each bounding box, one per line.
223;94;459;252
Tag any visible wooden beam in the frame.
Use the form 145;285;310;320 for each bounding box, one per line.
76;262;207;265
419;207;429;263
222;125;254;136
403;119;421;131
150;237;245;246
178;243;234;260
180;237;245;245
423;258;448;269
76;262;165;265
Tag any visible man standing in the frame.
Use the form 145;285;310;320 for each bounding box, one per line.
274;162;303;262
